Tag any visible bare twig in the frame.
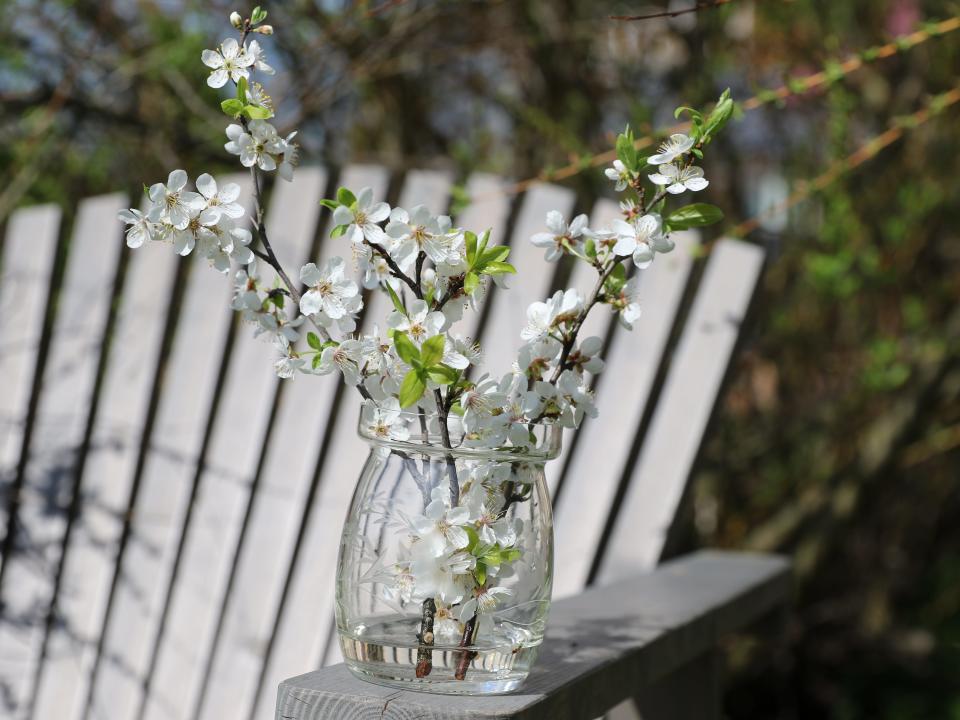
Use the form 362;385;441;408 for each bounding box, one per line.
454;614;478;680
611;0;734;22
415;598;436;677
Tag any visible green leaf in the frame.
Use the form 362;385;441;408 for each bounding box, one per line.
463;271;480;295
336;187;357;208
427;366;458;385
666;203;724;230
220;98;244;116
477;229;490;258
703;89;734;139
480;245;510;264
319;198;339;211
312;353;323;370
330;224;348;239
615;126;638;172
420;334;445;367
465;231;478;265
236;76;248;103
242;104;272;120
399;370;426;408
474;561;487;586
393;332;420;366
605;262;627;295
384;282;406;317
483;261;517;275
251;6;267;24
306;332;322;351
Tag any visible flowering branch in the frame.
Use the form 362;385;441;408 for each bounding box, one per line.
116;6;738;684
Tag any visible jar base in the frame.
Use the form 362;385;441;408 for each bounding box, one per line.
339;626;537;696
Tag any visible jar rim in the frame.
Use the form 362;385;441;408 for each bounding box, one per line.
356;405;563;461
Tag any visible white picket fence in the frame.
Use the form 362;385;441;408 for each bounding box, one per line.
0;165;765;720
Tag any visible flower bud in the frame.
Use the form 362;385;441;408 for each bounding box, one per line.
254;24;274;35
229;11;243;28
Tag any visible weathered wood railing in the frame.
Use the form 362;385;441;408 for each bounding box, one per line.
275;551;790;720
276;551;789;720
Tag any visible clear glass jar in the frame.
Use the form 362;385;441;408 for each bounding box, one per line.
335;409;560;694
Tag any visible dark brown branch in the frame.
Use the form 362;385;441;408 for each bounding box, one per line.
611;0;734;22
454;614;478;680
364;239;422;299
415;598;436;677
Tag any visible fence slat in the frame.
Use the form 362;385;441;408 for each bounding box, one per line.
250;163;393;720
448;173;513;340
195;167;329;720
597;239;765;581
0;205;60;547
0;193;126;719
551;230;699;598
475;183;574;378
31;236;179;720
253;168;454;719
142;173;326;720
87;177;249;720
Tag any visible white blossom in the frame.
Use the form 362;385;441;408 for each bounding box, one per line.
386;205;461;269
246;39;275;75
117;208;155;248
299;257;359;320
314;340;363;385
409;486;471;557
224;120;281;171
604;158;630;191
195;173;245;224
332;187;390;245
530;211;589;262
388;299;445;345
647;133;694;165
611;214;670;269
459;586;513;622
147;169;202;230
201;37;254;88
648;163;709;194
361;398;410;441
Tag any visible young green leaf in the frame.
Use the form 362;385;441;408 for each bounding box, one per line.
480;245;510;264
483;261;517;275
463;271;480;295
465;231;478;265
220;98;244;116
615;126;639;172
330;224;348;239
319;198;339;211
236;76;248;102
306;332;322;351
384;282;407;317
427;365;458;385
399;369;426;408
393;332;420;366
336;187;357;208
242;104;272;120
666;203;724;230
420;334;445;367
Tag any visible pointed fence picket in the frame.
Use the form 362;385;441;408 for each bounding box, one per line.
0;165;768;720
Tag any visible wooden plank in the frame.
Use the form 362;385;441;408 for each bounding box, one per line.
0;205;60;546
0;193;126;719
191;167;329;720
543;199;621;500
142;170;327;720
252;167;452;720
447;173;513;340
551;230;698;598
596;239;765;582
273;551;790;720
475;183;574;379
87;176;250;720
30;236;179;720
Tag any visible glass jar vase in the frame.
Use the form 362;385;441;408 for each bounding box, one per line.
335;407;560;694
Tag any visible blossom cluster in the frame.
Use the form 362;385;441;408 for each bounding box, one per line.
117;7;736;642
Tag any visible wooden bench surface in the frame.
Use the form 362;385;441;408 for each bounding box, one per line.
274;551;790;720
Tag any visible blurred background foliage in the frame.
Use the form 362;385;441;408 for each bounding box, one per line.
2;0;959;717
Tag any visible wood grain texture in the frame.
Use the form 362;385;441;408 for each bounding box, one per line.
0;193;126;720
197;167;329;720
475;183;574;379
142;171;324;720
87;177;250;720
551;230;698;597
31;236;178;720
596;239;765;582
274;551;790;720
0;204;60;547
